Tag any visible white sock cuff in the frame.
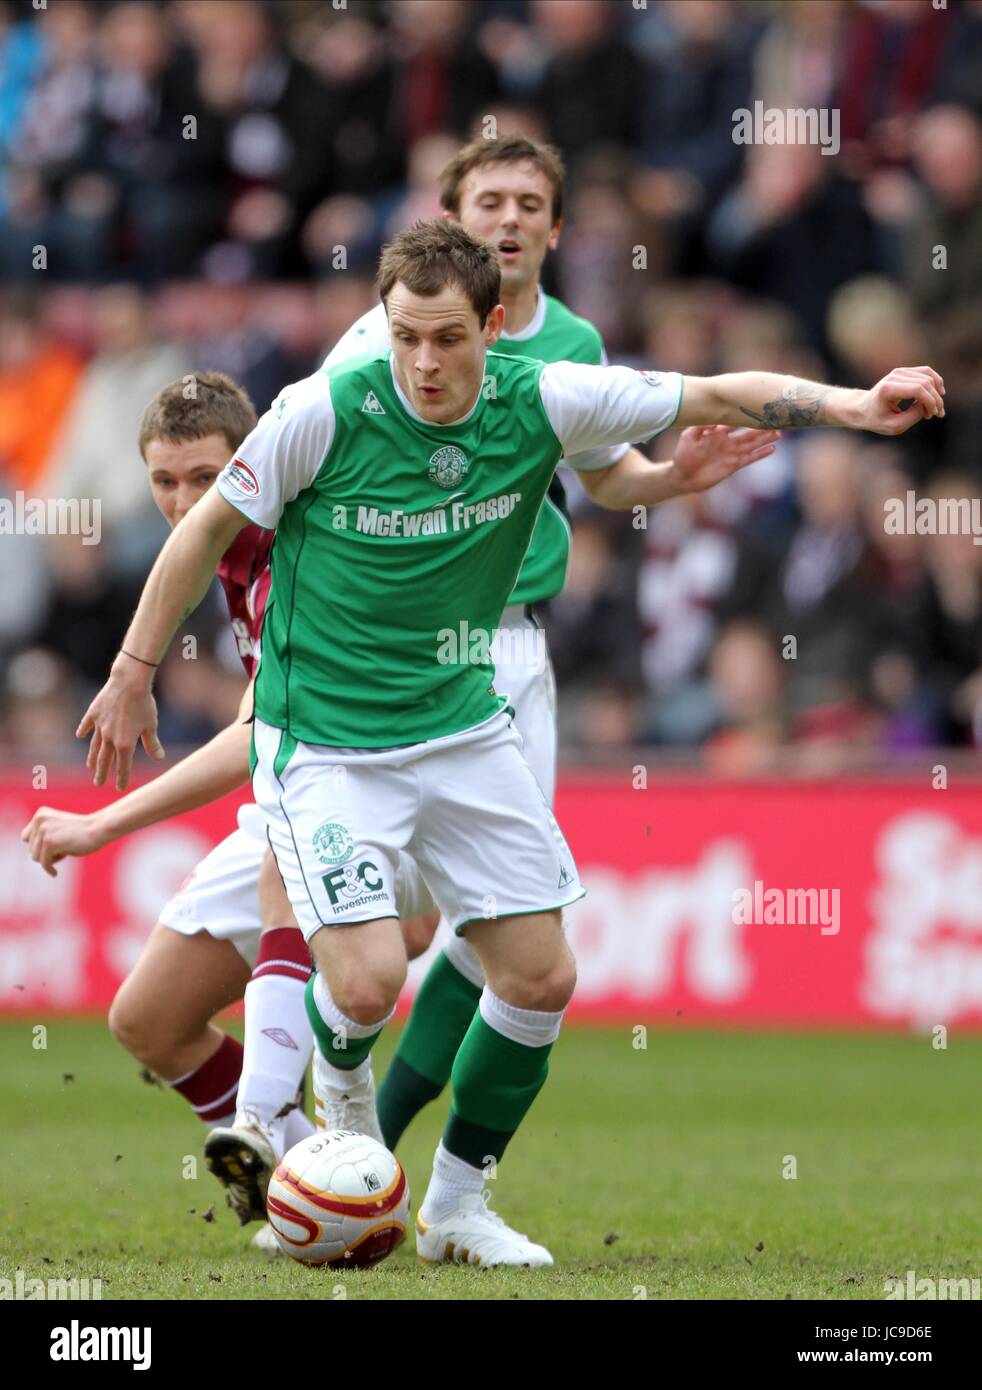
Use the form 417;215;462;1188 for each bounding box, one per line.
478;988;564;1047
442;931;485;989
433;1139;483;1182
313;972;394;1039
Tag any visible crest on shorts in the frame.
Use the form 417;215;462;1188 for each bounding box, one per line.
427;445;469;489
312;821;354;865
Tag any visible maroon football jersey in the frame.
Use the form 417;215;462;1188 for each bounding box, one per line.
215;524;274;678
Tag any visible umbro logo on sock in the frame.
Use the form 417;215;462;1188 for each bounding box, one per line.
361;390;385;415
261;1028;299;1050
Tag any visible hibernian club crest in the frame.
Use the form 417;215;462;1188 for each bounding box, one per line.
427;445;469;488
312;821;354;866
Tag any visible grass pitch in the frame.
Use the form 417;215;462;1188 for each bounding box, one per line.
0;1019;978;1300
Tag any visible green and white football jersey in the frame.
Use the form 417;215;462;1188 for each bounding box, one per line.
322;294;628;605
217;352;681;747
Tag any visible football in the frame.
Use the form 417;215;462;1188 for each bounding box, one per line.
265;1130;410;1268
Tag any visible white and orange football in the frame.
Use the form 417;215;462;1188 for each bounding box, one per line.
266;1130;409;1268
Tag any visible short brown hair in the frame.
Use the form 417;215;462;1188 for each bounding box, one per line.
377;220;501;327
439;135;565;225
138;371;257;459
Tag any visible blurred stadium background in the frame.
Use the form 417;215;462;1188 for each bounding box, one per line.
3;0;982;1304
1;0;981;1032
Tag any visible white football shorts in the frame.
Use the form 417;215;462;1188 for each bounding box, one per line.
251;702;582;942
157;802;434;965
490;604;557;804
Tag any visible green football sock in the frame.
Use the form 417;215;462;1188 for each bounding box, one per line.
442;1011;553;1169
303;973;380;1072
377;951;481;1148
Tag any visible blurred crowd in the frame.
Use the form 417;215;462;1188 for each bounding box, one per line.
1;0;982;770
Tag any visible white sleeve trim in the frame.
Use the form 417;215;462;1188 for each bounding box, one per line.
539;361;683;461
216;373;335;531
562;440;632;473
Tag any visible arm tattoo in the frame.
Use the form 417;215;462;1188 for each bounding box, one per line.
740;382;830;429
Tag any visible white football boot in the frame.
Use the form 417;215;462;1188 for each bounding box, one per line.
312;1049;383;1143
416;1189;554;1268
204;1109;280;1225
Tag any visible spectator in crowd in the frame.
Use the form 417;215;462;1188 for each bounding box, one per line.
707;141;878;354
726;434;879;739
531;0;642;166
0;495;49;666
0;0;980;760
932;0;982;116
178;0;335;281
836;0;952;172
0;647;81;765
0;0;106;281
32;531;138;694
545;511;645;754
703;618;790;774
633;0;757;276
91;0;226;282
44;283;188;534
901;105;982;321
752;0;849;116
0;289;83;494
857;447;938;749
553;150;645;354
296;10;403;199
184;282;303;419
921;472;982;745
387;0;500;150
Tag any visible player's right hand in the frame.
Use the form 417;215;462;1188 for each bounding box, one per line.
20;808;109;877
76;663;165;791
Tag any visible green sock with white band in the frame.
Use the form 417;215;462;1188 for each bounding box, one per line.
304;972;391;1074
420;988;564;1221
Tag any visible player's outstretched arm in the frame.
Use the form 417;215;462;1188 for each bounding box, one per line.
76;486;248;792
23;683;255;877
677;366;944;435
577;429;780;510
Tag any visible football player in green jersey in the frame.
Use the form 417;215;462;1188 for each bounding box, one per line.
79;220;942;1265
323;136;782;1152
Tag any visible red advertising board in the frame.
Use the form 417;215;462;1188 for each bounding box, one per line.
2;772;981;1029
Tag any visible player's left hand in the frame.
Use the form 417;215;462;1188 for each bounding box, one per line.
20;807;109;877
668;425;781;495
859;366;945;434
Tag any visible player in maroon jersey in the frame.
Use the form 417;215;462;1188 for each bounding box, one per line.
21;372;437;1243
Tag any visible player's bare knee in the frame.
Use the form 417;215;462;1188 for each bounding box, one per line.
401;909;440;961
528;959;577;1013
107;990;144;1058
494;953;576;1013
108;990;169;1067
332;967;405;1027
334;987;398;1027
